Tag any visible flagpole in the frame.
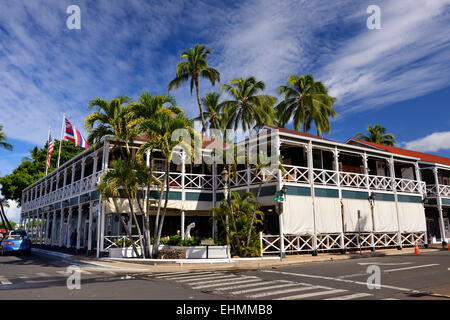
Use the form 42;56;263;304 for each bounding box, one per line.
45;126;51;176
56;113;65;168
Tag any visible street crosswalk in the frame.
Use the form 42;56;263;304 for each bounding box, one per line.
150;271;378;300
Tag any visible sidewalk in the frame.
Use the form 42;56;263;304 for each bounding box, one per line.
64;247;444;273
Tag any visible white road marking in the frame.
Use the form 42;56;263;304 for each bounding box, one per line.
194;279;270;290
276;289;347;300
177;274;238;283
324;292;373;300
56;271;68;275
19;275;30;279
229;283;305;296
80;270;92;275
188;276;258;287
246;285;326;299
383;298;399;300
36;272;50;277
155;272;216;280
0;277;12;285
338;273;368;279
358;262;413;266
260;270;420;293
383;264;439;273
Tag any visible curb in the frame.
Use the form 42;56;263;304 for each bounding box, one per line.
73;248;443;272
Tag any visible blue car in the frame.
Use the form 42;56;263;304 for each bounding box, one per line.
0;230;32;255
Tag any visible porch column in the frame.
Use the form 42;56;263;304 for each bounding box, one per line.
66;207;73;248
334;148;345;252
76;205;82;250
81;158;86;179
32;215;37;244
433;167;447;245
51;211;57;246
45;211;50;245
71;163;76;185
63;168;68;188
181;210;185;240
39;212;45;245
275;132;285;257
307;141;318;256
87;201;93;253
59;209;65;247
388;157;402;249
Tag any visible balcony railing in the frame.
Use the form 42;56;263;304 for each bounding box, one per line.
22;165;428;212
426;184;450;198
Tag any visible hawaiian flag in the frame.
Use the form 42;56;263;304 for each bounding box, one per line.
46;134;54;170
64;117;89;149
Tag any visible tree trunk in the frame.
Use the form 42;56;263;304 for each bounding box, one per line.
152;160;170;258
246;181;262;247
227;187;241;255
152;169;166;258
113;198;139;257
195;76;208;136
127;193;145;258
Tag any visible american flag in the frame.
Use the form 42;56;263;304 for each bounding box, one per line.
64;117;89;149
46;134;54;170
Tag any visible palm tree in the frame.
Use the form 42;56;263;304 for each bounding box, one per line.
0;125;13;151
85;96;136;157
355;124;396;146
220;76;277;132
129;92;182;258
98;160;141;257
196;92;227;133
276;74;337;135
168;44;221;135
137;109;193;258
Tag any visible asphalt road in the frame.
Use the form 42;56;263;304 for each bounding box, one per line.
0;250;449;300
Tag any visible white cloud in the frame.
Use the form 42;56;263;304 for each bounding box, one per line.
404;132;450;152
3;200;21;224
321;0;450;114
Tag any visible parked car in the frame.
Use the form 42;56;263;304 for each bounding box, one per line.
0;230;32;255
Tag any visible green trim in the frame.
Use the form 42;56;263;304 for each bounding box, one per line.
442;198;450;206
185;192;213;201
285;186;311;197
148;191;182;201
314;188;339;198
373;193;395;202
342;190;369;200
90;190;100;201
70;197;79;206
397;195;422;203
249;185;277;197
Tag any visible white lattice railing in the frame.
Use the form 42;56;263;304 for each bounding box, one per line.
313;169;338;186
104;235;143;251
22;171;103;211
395;178;425;194
438;184;450;197
260;231;426;255
340;172;367;189
282;165;309;184
368;175;393;191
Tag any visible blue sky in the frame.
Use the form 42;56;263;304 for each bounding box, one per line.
1;0;450;221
